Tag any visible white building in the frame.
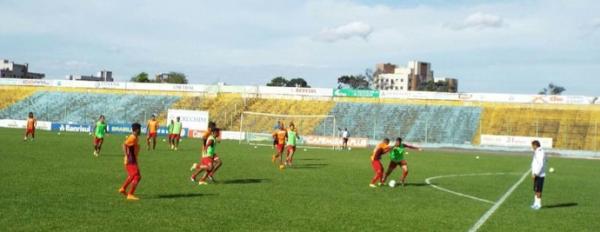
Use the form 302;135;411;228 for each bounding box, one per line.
67;70;113;82
374;61;433;91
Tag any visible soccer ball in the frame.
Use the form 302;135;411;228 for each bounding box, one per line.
303;148;307;152
348;147;352;151
549;167;555;173
279;164;286;170
57;132;61;136
254;146;258;149
476;156;480;159
388;180;397;188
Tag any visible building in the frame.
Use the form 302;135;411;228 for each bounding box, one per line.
374;60;457;92
66;70;113;82
434;77;459;93
0;59;45;79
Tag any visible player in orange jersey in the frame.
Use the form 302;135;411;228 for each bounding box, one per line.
369;138;392;188
119;123;142;200
146;114;159;150
24;112;37;141
271;122;287;165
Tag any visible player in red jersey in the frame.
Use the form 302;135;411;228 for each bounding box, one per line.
118;123;142;201
271;123;287;166
370;138;392;188
146;114;159;150
190;129;220;185
24;112;37;141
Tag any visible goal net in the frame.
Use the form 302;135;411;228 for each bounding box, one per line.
239;111;336;149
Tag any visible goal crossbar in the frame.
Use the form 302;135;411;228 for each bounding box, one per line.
241;111;334;119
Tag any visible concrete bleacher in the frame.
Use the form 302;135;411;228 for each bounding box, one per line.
315;102;482;144
0;91;179;124
0;86;37;110
231;99;335;135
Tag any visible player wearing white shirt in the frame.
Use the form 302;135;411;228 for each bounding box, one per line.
342;128;349;150
531;140;547;210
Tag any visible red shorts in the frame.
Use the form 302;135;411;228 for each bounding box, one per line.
388;160;407;170
26;128;35;136
201;156;214;166
94;137;104;145
126;164;140;176
371;159;383;173
275;144;285;153
148;132;157;138
287;145;296;153
172;134;180;140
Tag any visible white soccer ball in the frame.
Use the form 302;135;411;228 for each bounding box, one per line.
388;180;397;188
88;132;92;136
476;156;480;159
254;146;258;149
303;148;307;152
348;147;352;151
549;167;555;173
57;132;61;136
162;139;166;142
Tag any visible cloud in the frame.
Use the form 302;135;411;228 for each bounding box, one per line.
593;18;600;29
446;12;505;30
315;21;373;42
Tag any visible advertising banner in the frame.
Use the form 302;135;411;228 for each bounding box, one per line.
333;89;380;98
0;119;52;130
480;134;553;148
167;109;209;130
302;135;369;148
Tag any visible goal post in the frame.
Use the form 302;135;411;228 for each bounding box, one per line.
239;111;337;149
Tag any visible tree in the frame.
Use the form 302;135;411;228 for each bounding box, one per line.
337;75;370;89
131;72;150;83
267;76;289;87
164;72;188;84
266;77;311;87
539;83;566;95
287;78;310;88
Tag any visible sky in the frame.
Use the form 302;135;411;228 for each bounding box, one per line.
1;0;599;95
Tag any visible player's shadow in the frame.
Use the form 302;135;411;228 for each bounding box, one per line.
543;202;578;209
154;193;217;199
403;182;429;187
221;178;270;185
295;158;323;161
292;163;328;169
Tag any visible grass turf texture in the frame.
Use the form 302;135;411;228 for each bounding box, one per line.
1;128;598;231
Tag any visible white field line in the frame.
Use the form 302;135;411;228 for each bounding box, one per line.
468;169;531;232
247;142;333;150
425;172;519;205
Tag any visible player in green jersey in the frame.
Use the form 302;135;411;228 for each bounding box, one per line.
285;123;300;167
167;119;175;150
93;115;108;157
382;137;422;187
172;117;183;151
190;128;219;185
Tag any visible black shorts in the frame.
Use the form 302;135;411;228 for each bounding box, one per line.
343;138;348;143
533;176;545;193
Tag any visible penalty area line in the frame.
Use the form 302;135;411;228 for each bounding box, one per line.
468;169;531;232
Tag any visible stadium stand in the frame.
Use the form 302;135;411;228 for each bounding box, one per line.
231;99;335;135
0;91;179;124
314;102;482;144
0;86;37;110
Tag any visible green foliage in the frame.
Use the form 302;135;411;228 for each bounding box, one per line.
419;80;451;92
1;128;598;231
266;77;310;87
539;83;566;95
130;72;150;83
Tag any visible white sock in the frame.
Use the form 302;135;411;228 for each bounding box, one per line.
535;197;541;206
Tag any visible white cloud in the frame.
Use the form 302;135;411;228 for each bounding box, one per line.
315;21;373;42
446;12;505;30
593;18;600;29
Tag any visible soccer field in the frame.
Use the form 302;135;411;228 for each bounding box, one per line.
1;128;598;231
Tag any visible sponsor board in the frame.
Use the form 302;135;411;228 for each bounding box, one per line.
0;119;52;130
303;135;369;148
380;90;459;100
258;86;333;97
188;130;245;140
333;89;379;98
50;122;188;137
167;109;209;131
480;134;553;148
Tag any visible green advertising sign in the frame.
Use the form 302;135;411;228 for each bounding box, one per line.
333;88;380;98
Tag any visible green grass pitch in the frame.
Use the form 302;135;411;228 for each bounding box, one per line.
1;128;598;231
